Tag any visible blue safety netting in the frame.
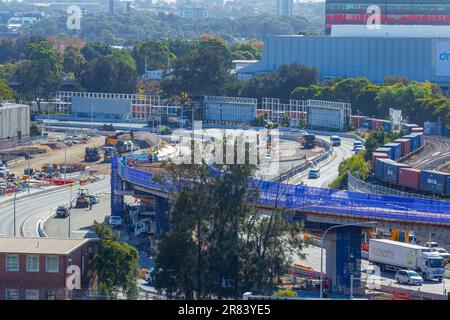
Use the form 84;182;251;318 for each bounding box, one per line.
117;155;450;226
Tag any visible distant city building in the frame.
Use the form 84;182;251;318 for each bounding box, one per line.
231;60;258;80
0;237;97;300
325;0;450;35
7;12;42;31
0;103;30;141
276;0;293;17
177;7;208;19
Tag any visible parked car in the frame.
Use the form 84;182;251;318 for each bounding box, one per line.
109;216;123;227
308;168;320;179
56;205;69;218
395;270;423;286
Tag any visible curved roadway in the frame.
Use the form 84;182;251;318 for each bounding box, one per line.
285;136;355;187
0;179;110;237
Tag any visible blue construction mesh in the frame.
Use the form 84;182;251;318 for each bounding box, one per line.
111;156;124;217
117;155;450;226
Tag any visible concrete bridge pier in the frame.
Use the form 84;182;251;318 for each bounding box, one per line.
323;226;362;292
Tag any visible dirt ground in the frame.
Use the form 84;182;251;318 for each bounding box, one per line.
8;136;110;176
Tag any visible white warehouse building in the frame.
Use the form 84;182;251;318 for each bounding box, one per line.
0;103;30;140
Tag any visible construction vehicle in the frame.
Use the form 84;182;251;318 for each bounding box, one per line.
103;146;117;163
84;147;100;162
116;140;133;154
75;188;91;208
302;134;316;149
135;217;155;237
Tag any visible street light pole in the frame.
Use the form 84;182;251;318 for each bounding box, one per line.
319;221;377;299
13;188;17;236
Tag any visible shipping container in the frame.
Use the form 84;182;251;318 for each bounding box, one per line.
383;143;402;161
394;138;411;157
351;115;367;129
374;158;391;180
411;127;424;134
420;170;450;194
403;123;419;135
403;134;420;152
372;152;388;165
375;147;394;160
398;168;421;189
382;121;392;133
382;160;411;184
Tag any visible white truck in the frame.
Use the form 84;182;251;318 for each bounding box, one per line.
369;239;445;281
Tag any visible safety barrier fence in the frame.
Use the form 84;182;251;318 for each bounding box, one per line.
116;155;450;226
347;172;435;200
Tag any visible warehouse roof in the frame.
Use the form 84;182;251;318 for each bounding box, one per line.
0;237;95;255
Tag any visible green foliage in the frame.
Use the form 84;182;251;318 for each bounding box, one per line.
274;289;298;297
242;63;319;102
154;163;305;299
80;54;138;93
23;13;321;44
161;39;233;96
329;152;370;189
132;40;174;74
92;222;139;299
63;45;86;80
0;78;13;100
29;123;41;137
292;77;450;128
15;41;62;112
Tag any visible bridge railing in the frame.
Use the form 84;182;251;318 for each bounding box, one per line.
116;155;450;226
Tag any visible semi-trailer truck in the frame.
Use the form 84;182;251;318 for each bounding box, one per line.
368;239;445;281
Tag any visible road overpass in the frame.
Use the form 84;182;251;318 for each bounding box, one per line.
111;154;450;291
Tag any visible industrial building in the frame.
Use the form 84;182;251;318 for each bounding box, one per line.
325;0;450;35
55;91;178;121
0;103;30;140
204;96;257;124
237;30;450;87
204;96;350;130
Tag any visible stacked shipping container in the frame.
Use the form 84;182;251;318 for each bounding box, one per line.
420;170;450;194
393;139;411;158
383;143;401;161
350;115;367;129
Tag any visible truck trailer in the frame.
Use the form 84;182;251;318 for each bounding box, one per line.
368;239;445;281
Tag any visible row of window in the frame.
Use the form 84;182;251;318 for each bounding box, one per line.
4;289;57;300
5;255;59;273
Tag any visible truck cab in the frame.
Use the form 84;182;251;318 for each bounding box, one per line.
419;252;445;281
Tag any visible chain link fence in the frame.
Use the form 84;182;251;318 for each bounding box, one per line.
347;172;435;200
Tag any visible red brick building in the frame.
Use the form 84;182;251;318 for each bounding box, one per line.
0;237;97;300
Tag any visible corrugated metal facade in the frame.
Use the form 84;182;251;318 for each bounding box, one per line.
239;36;450;85
72;96;131;118
0;103;30;140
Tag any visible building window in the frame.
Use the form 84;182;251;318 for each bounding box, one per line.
6;255;19;272
46;290;56;300
26;255;39;272
25;290;39;300
45;256;59;273
5;289;19;300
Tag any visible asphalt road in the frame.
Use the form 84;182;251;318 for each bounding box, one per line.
43;192;111;238
296;244;450;296
286;136;355;187
0;178;110;237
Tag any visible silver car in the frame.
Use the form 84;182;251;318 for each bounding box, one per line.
395;270;423;286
